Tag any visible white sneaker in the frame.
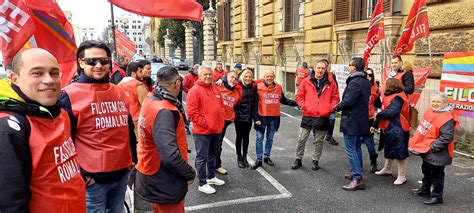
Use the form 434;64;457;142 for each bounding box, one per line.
207;177;225;186
198;184;216;194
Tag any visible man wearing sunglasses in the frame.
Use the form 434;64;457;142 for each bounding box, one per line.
60;40;136;212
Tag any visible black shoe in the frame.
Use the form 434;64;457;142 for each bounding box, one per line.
326;136;338;146
412;189;431;198
237;156;245;168
242;155;249;167
263;157;274;166
369;154;378;174
291;159;302;170
423;197;443;205
251;160;262;170
311;160;320;170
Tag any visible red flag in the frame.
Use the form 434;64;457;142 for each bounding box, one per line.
0;0;35;66
25;0;77;87
363;0;384;67
109;0;203;22
115;29;137;61
394;0;429;55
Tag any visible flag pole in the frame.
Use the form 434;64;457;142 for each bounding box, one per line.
428;36;432;64
110;3;117;58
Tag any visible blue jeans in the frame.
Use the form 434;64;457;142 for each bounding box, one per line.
255;119;277;161
343;134;363;180
326;112;336;138
362;134;377;157
193;134;221;186
86;170;129;213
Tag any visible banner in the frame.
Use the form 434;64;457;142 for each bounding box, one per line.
0;0;36;66
440;52;474;118
115;28;136;61
382;67;431;107
330;64;350;100
109;0;203;22
363;0;384;67
393;0;429;55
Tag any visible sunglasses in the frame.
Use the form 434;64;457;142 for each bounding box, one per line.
81;57;111;66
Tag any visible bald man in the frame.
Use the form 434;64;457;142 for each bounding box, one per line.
251;70;297;169
0;48;86;212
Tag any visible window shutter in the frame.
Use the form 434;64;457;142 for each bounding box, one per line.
248;0;255;37
284;0;292;32
218;4;224;41
383;0;392;16
335;0;352;24
292;0;299;31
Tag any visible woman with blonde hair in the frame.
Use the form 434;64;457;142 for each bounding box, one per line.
370;78;410;185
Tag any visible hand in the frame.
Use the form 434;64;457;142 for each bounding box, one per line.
86;178;96;187
255;121;261;125
215;79;223;86
370;127;376;134
187;179;194;185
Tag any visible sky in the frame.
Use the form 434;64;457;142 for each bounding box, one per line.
57;0;132;32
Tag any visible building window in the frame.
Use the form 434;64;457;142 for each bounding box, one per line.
247;0;255;38
335;0;394;24
139;37;141;42
352;0;377;22
284;0;299;32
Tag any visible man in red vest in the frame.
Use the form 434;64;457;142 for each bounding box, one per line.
291;60;340;171
138;60;154;92
135;66;196;212
187;65;226;194
409;92;457;205
213;62;227;82
119;62;149;133
110;55;128;84
60;41;136;212
251;70;297;169
183;64;199;94
386;55;415;96
0;48;85;212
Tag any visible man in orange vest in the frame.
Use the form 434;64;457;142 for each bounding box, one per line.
60;41;136;212
409;92;457;205
119;62;149;133
0;48;85;212
386;55;415;96
135;66;196;212
251;70;297;169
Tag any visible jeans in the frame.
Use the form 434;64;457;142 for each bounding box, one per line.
361;134;377;157
86;170;129;213
216;121;232;168
255;118;277;161
422;161;446;198
295;127;326;160
343;134;363;180
193;134;221;186
235;120;252;157
326;112;336;138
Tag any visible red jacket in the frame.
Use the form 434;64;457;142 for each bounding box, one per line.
296;76;339;117
295;68;309;86
183;72;198;93
186;81;225;134
213;69;228;82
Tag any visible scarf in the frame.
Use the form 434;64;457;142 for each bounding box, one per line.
153;84;188;124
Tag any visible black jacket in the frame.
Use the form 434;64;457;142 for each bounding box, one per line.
253;82;297;132
0;83;62;212
395;68;415;95
59;72;137;184
135;94;195;204
335;71;371;136
235;81;256;122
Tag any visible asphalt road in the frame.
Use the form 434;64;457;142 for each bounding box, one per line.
182;104;474;213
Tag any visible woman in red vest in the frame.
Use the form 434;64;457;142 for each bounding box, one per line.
370;78;410;185
215;71;241;175
409;92;457;205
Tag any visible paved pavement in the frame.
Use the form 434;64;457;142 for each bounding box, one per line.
182;103;474;212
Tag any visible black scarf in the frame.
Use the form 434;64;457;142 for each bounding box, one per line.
153;84;188;124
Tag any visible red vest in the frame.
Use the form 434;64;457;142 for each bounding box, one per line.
63;82;132;173
27;110;86;212
368;84;379;119
379;92;410;132
381;70;414;105
296;68;309;86
218;85;240;121
136;97;189;175
409;109;457;157
118;77;142;122
257;82;282;116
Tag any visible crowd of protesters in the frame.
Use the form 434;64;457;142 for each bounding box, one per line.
0;40;458;212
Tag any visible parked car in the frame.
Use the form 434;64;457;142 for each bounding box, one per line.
150;63;167;82
171;58;189;70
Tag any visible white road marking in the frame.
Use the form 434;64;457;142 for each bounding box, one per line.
280;111;300;120
185;137;292;211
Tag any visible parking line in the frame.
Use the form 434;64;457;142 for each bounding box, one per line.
185;137;292;211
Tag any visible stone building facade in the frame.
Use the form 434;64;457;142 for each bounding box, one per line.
216;0;474;155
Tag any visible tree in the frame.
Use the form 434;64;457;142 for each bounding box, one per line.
157;19;185;50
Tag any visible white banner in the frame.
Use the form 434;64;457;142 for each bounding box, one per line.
330;64;350;100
